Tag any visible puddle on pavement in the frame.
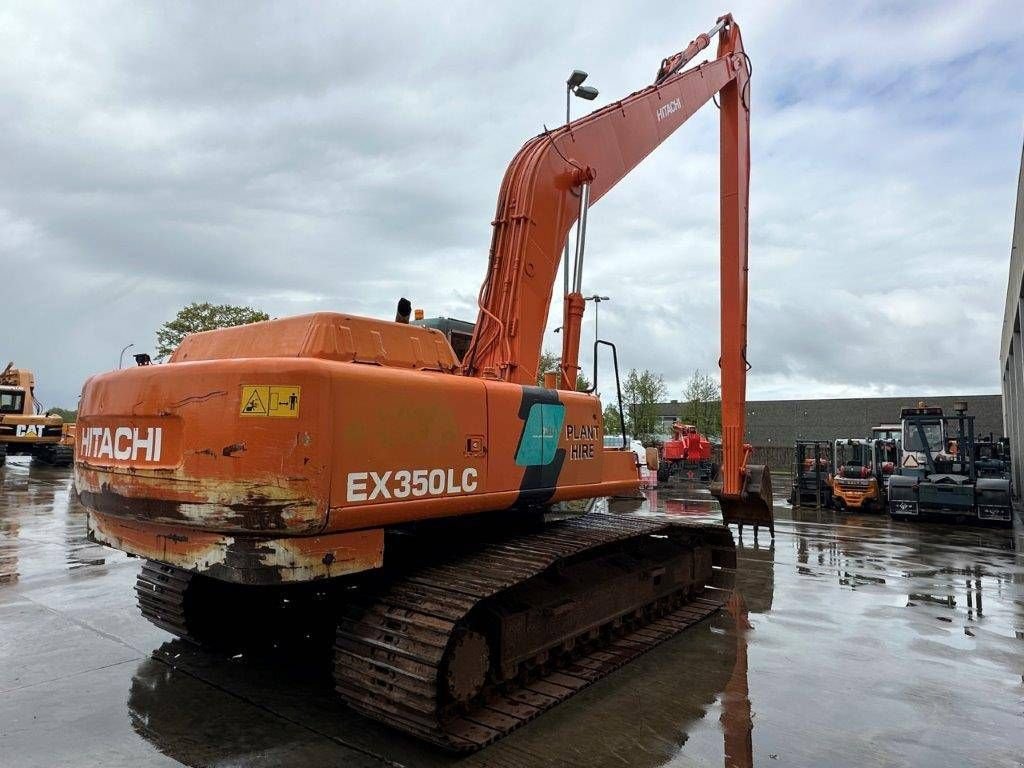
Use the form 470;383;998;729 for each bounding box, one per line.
2;460;1023;767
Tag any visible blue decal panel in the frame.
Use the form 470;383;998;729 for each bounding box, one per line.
515;403;566;467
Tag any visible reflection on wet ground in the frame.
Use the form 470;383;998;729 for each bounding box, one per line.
1;462;1022;767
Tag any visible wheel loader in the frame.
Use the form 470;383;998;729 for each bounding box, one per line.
0;363;74;467
75;16;773;750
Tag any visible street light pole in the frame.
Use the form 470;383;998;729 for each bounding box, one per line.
561;68;598;325
566;70;599;125
585;295;610;344
564;71;599;300
118;343;134;370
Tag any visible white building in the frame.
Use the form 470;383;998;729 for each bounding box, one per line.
999;140;1024;497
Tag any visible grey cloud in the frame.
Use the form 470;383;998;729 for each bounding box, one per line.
1;0;1022;408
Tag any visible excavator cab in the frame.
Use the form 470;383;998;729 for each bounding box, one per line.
0;386;26;415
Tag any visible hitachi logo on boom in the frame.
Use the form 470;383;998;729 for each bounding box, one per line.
79;426;163;462
656;97;682;122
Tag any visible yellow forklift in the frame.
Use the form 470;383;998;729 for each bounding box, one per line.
831;437;898;512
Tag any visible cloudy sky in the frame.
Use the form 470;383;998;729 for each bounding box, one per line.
2;1;1022;409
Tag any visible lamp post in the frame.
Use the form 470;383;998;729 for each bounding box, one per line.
564;71;600;298
566;70;600;125
585;295;610;344
118;343;134;370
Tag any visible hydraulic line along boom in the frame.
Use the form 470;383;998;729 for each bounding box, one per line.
462;14;773;531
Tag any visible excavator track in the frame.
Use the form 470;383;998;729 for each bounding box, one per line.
31;444;74;467
334;513;735;751
135;560;338;653
134;514;736;751
136;561;195;641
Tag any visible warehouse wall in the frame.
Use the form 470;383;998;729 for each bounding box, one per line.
1000;140;1024;496
656;394;1003;447
741;395;1003;446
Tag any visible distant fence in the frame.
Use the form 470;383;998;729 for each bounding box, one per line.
712;445;796;478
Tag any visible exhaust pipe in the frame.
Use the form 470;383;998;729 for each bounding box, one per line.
395;297;412;324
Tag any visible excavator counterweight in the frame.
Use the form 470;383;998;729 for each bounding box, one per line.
76;14;771;750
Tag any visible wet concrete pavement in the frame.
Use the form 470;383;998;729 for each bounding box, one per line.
1;459;1022;767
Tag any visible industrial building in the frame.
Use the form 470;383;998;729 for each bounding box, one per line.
656;394;1003;446
1000;141;1024;497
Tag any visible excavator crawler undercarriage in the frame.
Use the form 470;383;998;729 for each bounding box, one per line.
136;512;735;751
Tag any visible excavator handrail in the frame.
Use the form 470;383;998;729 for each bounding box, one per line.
583;338;627;449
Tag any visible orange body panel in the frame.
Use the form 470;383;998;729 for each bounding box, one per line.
88;512;384;584
77;358;334;534
75;16;766;581
77;313;640;578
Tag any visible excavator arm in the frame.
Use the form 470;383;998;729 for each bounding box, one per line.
463;15;773;531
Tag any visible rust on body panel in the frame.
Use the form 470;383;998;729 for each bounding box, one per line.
75;464;324;533
88;512;384;585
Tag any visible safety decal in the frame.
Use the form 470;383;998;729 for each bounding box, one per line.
240;385;301;418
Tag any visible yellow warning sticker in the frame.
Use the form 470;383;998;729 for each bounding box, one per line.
240;385;301;418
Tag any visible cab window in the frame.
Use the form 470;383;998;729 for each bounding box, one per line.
0;391;25;414
904;421;942;453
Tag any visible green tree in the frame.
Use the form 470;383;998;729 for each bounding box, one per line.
156;302;270;359
536;350;591;392
623;369;667;443
46;407;77;423
602;402;623;435
679;368;721;438
536;350;560;386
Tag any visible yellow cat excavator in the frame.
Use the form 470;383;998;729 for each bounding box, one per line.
0;363;74;467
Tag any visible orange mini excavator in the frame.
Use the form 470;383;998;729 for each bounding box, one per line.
76;15;771;750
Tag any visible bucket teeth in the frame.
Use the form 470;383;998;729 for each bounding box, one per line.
712;464;775;537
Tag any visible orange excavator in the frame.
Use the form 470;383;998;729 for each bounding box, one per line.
75;15;771;750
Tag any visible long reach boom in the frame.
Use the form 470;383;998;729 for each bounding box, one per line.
464;14;771;527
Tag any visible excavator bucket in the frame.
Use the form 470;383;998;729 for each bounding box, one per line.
711;464;775;537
